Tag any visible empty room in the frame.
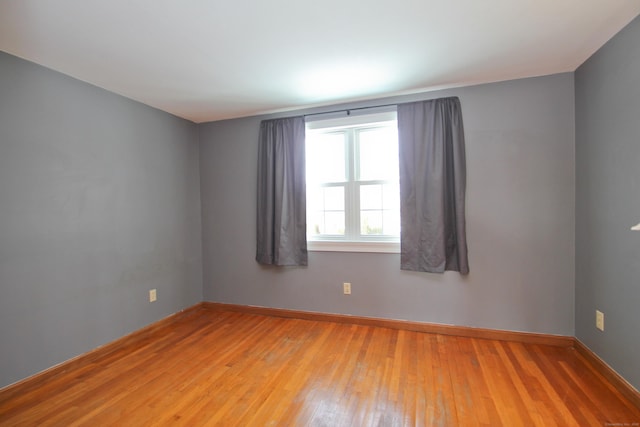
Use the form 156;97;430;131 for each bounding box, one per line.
1;1;640;425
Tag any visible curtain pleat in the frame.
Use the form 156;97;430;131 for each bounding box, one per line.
256;116;308;266
398;97;469;274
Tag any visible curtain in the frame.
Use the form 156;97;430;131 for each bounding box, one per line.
256;116;308;266
397;97;469;274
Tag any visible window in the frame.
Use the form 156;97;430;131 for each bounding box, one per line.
305;111;400;252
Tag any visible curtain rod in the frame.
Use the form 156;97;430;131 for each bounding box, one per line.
302;96;459;119
303;102;398;118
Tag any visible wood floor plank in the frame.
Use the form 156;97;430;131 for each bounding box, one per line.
1;306;639;426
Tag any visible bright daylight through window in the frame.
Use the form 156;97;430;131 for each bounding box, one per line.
305;111;400;252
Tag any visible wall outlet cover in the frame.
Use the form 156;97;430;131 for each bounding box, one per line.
596;310;604;331
343;282;351;295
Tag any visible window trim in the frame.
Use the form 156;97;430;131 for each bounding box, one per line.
305;110;399;253
308;240;400;253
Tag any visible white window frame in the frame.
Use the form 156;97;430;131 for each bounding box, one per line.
305;110;400;253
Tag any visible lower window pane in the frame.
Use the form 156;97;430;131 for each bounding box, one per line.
325;212;345;235
308;211;345;235
383;210;400;236
306;187;323;213
383;183;399;210
360;184;382;210
307;211;324;237
361;211;383;235
323;186;344;211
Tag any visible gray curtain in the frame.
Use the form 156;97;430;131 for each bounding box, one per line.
398;97;469;274
256;116;308;266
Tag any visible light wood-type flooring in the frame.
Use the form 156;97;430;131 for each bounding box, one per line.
1;305;639;426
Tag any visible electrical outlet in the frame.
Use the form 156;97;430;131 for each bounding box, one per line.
596;310;604;331
343;282;351;295
149;289;157;302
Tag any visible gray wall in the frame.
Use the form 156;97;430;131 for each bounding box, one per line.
200;73;575;336
575;15;640;390
0;52;203;388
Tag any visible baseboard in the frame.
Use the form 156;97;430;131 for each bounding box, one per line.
573;339;640;408
0;303;206;396
202;302;574;347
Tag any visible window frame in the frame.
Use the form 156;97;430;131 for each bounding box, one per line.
305;110;400;253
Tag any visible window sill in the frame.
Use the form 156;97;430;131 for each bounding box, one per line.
307;240;400;253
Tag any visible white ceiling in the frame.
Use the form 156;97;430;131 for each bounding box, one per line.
1;1;639;123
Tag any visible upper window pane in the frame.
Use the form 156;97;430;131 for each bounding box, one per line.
306;132;346;184
358;127;398;181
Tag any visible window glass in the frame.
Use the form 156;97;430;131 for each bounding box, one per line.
324;211;345;235
359;183;400;235
305;111;399;250
306;132;346;184
307;186;345;236
360;184;382;210
358;127;398;181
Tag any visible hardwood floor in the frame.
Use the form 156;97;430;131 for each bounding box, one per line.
1;305;639;426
